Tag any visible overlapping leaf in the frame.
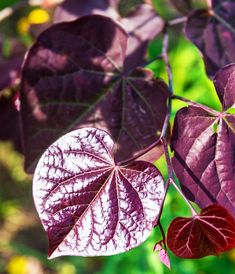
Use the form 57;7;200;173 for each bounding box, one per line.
53;0;120;23
53;1;165;70
33;127;165;258
20;15;169;172
0;39;25;91
171;64;235;216
185;1;235;78
167;204;235;258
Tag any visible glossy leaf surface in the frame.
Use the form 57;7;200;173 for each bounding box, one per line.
20;15;169;172
185;1;235;78
171;64;235;216
167;204;235;258
33;128;165;258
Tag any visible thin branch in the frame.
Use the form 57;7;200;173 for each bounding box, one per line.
172;94;220;116
211;11;235;36
117;138;161;166
167;16;188;26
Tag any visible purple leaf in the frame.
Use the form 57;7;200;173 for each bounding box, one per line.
53;1;164;70
33;127;165;258
53;0;120;23
121;4;164;70
167;204;235;258
185;1;235;78
20;15;169;172
171;64;235;216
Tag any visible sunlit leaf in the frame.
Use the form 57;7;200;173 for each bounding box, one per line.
171;64;235;216
33;127;165;258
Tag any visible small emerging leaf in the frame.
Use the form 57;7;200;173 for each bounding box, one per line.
167;204;235;258
154;241;171;269
33;128;165;258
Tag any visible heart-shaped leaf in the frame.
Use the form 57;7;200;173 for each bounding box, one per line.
167;204;235;258
185;1;235;78
20;15;169;172
33;127;165;258
171;64;235;216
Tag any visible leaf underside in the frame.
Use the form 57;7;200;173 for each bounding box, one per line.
33;127;165;258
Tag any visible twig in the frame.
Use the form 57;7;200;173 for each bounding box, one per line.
211;11;235;36
117;138;161;166
159;29;198;216
169;178;197;216
167;16;188;26
171;94;220;116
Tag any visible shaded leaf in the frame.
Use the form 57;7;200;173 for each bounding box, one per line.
167;204;235;258
171;64;235;216
33;127;165;258
20;15;169;172
0;39;25;91
53;0;120;23
185;1;235;78
54;1;164;70
0;92;22;152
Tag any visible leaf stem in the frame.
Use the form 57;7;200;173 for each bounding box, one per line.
117;138;161;166
167;16;188;26
160;29;198;217
172;94;220;116
169;178;197;216
211;11;235;36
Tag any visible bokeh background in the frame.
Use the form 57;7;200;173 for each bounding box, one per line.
0;0;234;273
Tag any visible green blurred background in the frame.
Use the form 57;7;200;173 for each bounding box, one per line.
0;0;234;273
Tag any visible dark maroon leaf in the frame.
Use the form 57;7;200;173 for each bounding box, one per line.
20;15;169;172
0;92;22;152
185;1;235;78
33;127;165;258
53;0;120;23
171;64;235;216
54;2;164;70
167;204;235;258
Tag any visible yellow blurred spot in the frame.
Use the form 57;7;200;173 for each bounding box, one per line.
59;263;76;274
228;249;235;261
7;256;27;274
17;18;30;34
28;9;50;24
